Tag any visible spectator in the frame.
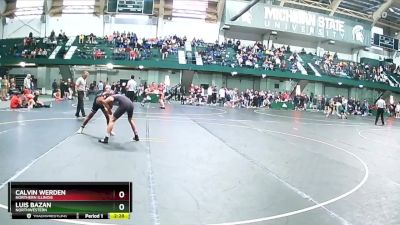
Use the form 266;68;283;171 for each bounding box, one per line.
129;49;138;60
52;79;58;96
23;74;32;90
33;91;51;108
219;87;226;106
2;75;9;100
161;45;168;60
79;34;85;44
50;30;55;41
68;78;75;99
53;89;62;101
94;49;103;59
23;89;35;109
30;75;36;91
98;80;104;93
10;92;22;109
396;101;400;118
59;79;65;98
0;77;2;100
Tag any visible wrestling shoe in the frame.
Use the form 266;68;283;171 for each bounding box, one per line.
99;137;109;144
77;127;84;134
133;135;139;142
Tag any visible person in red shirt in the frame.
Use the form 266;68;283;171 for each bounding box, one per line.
95;49;102;59
53;89;62;101
129;50;137;60
24;91;35;109
10;93;22;109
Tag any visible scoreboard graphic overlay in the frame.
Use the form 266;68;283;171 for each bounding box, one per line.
8;182;132;220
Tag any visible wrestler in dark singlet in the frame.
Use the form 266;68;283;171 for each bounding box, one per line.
99;94;139;144
77;87;112;134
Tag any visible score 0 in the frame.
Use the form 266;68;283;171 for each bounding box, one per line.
119;190;125;199
119;191;125;211
116;190;128;212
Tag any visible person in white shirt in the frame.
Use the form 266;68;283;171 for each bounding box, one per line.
219;87;226;106
24;74;31;90
75;71;88;118
395;101;400;118
98;81;104;93
375;97;386;126
126;75;137;102
207;86;212;104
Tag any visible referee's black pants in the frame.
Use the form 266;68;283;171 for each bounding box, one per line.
75;91;86;117
375;108;385;125
127;91;135;102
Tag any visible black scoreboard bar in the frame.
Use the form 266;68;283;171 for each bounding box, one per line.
107;0;154;14
8;182;132;220
372;33;399;51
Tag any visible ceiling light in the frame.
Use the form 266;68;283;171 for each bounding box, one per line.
106;63;113;69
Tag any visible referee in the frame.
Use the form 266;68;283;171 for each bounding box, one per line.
126;75;137;102
375;97;386;126
75;71;88;118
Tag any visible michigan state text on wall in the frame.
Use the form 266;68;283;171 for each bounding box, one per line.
225;0;372;46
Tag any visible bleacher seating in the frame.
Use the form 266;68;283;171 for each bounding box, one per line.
1;35;399;91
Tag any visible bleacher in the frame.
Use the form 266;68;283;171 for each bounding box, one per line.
0;38;55;59
299;52;400;88
1;36;399;92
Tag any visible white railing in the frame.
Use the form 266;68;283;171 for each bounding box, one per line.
178;50;187;64
64;46;77;59
296;61;308;75
49;46;62;59
307;63;321;77
185;42;192;52
65;37;76;47
195;52;203;65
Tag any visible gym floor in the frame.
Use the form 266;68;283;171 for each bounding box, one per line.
0;100;399;225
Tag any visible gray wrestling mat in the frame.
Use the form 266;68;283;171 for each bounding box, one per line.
0;101;399;225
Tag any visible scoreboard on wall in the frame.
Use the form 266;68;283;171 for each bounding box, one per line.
372;33;399;51
107;0;154;14
8;182;132;220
